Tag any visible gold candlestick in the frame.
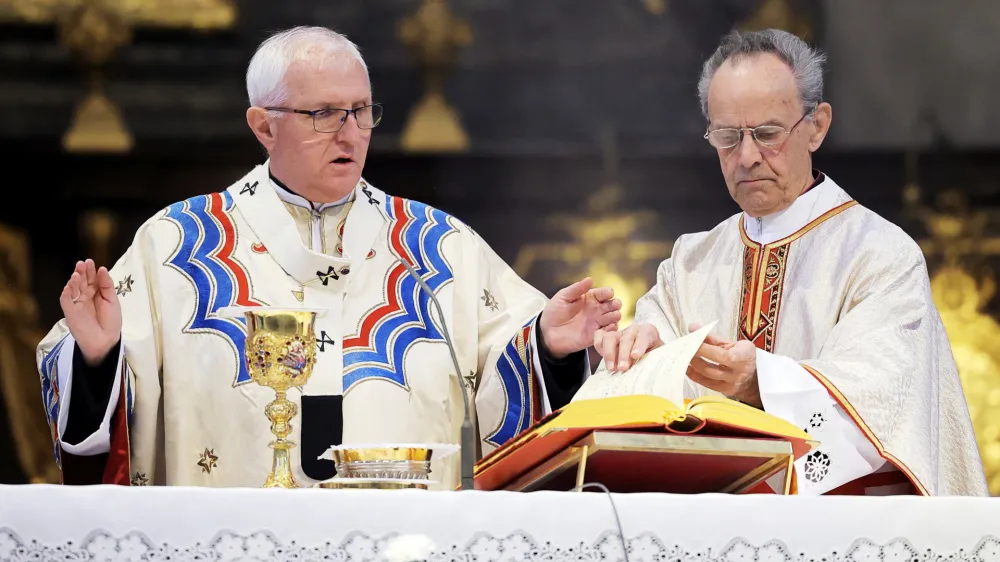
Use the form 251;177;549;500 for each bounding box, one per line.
227;307;319;488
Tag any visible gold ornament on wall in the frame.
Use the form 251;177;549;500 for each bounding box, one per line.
739;0;813;42
397;0;472;153
0;224;59;484
640;0;667;16
80;208;118;269
904;159;1000;496
513;129;672;326
0;0;236;153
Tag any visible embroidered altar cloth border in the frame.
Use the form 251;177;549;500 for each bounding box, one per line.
0;485;998;562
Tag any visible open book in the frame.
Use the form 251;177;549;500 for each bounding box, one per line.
572;322;719;404
473;322;817;490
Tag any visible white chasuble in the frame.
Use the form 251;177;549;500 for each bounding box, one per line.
37;162;552;490
621;174;987;496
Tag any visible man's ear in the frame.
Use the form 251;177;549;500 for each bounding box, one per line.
247;107;277;151
807;102;832;152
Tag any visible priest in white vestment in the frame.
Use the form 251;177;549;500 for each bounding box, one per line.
36;27;623;490
594;29;987;496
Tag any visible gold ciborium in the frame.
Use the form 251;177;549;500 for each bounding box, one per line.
221;306;320;488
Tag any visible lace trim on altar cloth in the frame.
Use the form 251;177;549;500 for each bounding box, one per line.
1;528;998;562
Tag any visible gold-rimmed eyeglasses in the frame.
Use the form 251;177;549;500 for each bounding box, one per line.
704;112;810;150
264;103;384;133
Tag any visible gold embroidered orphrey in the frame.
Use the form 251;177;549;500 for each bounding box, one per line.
738;201;859;354
738;242;790;352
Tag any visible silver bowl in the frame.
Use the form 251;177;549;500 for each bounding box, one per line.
331;446;434;480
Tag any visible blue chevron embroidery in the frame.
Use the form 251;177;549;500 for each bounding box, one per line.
163;191;261;386
342;195;458;391
485;318;537;448
39;334;70;466
39;337;136;467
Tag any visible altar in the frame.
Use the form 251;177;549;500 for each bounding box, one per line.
1;484;997;562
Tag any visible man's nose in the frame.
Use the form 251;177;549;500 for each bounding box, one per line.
737;132;763;168
335;113;363;141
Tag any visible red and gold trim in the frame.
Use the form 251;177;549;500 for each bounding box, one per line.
738;243;790;352
825;469;917;495
525;325;544;427
104;366;132;486
483;318;543;448
735;194;918;496
738;200;858;353
514;322;544;427
801;364;929;495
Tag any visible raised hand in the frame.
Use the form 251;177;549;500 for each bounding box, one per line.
59;259;123;366
540;277;622;358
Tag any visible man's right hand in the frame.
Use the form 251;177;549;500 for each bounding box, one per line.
594;323;663;372
59;259;122;366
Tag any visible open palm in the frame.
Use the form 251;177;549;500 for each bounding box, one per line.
59;259;122;365
540;277;622;358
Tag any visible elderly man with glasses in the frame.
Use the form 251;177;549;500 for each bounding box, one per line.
593;29;987;496
36;26;622;489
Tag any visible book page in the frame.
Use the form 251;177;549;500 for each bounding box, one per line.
572;321;718;404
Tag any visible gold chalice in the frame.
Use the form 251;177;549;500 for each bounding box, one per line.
221;306;321;488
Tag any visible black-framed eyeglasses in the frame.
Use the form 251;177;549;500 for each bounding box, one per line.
704;111;810;150
264;103;384;133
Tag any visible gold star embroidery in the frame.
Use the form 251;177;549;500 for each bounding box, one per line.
481;289;499;312
131;471;148;486
116;274;134;297
197;448;218;474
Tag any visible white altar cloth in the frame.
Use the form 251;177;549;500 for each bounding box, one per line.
0;484;998;562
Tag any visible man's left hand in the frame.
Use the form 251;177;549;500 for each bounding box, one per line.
685;323;762;408
540;277;622;359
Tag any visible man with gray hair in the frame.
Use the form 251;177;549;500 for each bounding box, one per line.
593;28;987;495
36;26;621;489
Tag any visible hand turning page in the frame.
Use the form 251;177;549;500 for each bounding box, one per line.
572;321;718;404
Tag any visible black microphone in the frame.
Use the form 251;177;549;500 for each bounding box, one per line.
374;206;476;490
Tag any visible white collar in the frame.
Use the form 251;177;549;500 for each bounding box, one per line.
227;162;388;290
742;173;843;244
270;176;353;212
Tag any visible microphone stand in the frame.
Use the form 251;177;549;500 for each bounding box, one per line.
376;205;476;491
394;257;476;490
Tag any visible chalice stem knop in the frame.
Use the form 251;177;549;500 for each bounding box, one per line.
264;388;299;488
